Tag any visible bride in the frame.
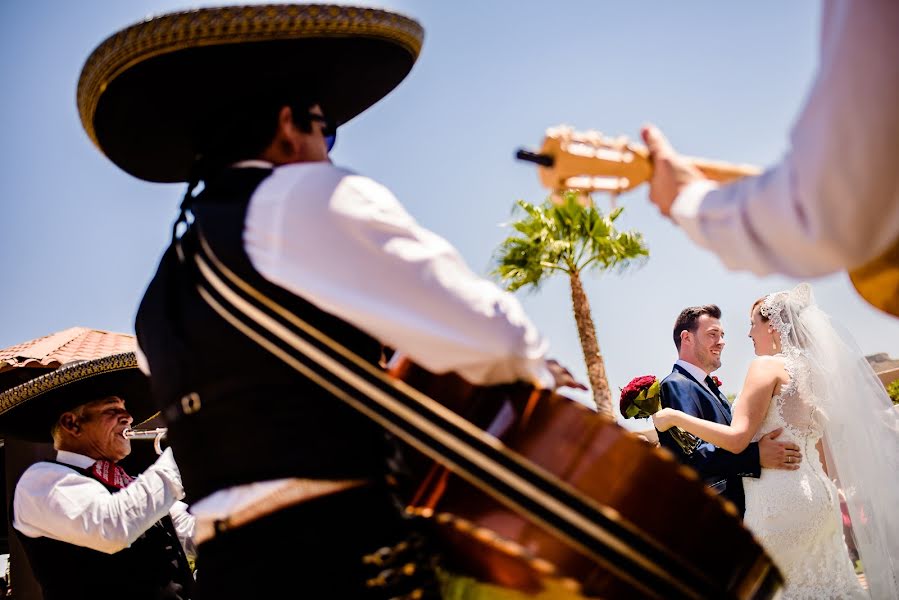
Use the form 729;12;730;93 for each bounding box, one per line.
653;283;899;599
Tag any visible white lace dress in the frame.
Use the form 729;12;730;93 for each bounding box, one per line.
743;354;866;600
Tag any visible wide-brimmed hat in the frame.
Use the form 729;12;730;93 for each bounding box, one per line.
849;240;899;317
77;3;424;183
0;352;154;442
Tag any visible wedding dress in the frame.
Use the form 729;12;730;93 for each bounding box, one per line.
742;284;899;600
743;350;864;599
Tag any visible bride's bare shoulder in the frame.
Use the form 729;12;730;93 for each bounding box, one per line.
748;355;790;382
753;354;786;366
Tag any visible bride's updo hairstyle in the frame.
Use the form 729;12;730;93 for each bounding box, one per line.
759;284;814;352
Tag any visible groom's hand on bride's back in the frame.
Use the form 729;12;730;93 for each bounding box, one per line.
758;428;802;470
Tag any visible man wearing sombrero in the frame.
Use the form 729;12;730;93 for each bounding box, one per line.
77;4;582;599
0;353;195;600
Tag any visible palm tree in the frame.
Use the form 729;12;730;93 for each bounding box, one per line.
492;191;648;417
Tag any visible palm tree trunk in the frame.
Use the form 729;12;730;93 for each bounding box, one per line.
568;270;613;417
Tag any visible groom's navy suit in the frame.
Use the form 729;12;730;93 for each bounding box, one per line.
657;364;761;518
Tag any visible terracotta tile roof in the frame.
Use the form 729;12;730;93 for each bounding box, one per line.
0;327;135;374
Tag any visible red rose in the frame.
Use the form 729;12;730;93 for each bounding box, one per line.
619;375;657;413
712;375;723;387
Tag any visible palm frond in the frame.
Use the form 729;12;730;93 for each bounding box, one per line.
493;192;648;290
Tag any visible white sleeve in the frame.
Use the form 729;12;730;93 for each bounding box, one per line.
670;1;899;277
13;449;185;554
169;500;197;560
246;166;553;387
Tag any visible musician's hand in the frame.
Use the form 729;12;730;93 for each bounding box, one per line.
651;407;678;432
546;359;588;391
641;124;706;217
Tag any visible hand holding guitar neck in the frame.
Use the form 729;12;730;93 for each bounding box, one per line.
516;124;760;200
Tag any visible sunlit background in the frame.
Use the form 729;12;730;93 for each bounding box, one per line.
3;1;895;432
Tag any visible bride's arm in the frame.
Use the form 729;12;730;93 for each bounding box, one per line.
654;357;781;453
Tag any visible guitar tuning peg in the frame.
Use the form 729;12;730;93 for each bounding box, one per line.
545;124;573;139
581;130;604;146
610;135;630;150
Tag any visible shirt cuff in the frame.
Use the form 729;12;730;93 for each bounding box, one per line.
152;447;186;500
669;180;720;248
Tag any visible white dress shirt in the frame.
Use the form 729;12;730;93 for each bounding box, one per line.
671;1;899;277
155;160;555;524
13;448;195;558
675;359;715;395
244;161;552;386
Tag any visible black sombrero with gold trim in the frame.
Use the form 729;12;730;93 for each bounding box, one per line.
77;4;424;183
0;352;154;442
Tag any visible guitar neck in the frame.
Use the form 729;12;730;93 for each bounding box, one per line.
629;144;761;184
687;156;761;183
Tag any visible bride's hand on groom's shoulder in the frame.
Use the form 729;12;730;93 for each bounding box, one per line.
652;408;677;431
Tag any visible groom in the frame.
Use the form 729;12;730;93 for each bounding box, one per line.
657;304;802;518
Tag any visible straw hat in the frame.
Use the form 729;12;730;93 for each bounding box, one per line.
0;352;153;442
77;3;424;182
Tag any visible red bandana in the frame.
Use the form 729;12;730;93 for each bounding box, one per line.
91;460;134;489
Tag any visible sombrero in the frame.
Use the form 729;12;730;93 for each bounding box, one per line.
0;352;154;443
849;239;899;318
77;3;424;183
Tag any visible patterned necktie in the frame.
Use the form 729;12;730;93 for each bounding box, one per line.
91;459;134;489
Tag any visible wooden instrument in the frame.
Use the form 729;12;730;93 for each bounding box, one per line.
184;216;782;598
517;125;760;193
392;359;782;599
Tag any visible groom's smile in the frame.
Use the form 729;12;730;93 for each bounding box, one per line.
685;314;725;373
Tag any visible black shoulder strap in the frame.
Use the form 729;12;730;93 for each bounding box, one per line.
175;224;711;600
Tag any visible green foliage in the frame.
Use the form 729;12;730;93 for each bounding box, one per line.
887;379;899;405
492;191;649;292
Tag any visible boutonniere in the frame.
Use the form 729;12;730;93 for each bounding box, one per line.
712;375;723;387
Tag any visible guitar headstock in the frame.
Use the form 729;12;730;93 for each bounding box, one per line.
517;125;652;194
517;125;761;196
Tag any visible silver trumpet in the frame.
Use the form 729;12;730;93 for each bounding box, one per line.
122;427;168;455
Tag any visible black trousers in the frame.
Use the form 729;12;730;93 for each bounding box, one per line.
194;484;439;600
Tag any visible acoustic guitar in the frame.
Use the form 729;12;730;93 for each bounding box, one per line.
516;125;760;194
392;359;782;600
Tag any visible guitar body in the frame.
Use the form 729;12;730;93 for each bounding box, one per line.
391;360;781;600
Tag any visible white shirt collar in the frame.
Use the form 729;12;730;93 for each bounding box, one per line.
675;359;713;391
55;450;98;469
231;159;274;169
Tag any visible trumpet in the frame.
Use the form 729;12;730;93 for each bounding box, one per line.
122;427;167;455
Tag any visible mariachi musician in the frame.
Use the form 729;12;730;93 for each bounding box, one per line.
0;353;195;600
76;5;583;599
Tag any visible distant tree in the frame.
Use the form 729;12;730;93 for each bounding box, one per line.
887;379;899;405
492;191;648;417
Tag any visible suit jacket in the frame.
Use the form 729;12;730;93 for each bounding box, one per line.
657;364;761;518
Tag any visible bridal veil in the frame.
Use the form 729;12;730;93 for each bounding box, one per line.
762;283;899;598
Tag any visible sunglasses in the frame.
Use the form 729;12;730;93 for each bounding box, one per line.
307;113;337;152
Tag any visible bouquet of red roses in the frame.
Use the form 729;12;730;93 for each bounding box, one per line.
620;375;701;454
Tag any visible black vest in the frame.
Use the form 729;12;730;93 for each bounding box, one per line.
14;462;193;600
135;168;390;500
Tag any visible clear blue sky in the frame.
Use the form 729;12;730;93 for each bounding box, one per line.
3;1;897;428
